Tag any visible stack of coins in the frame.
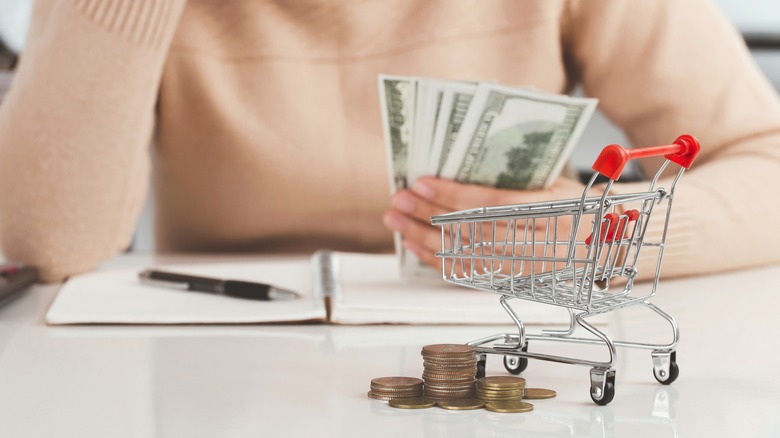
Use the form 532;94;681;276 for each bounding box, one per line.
476;376;526;403
368;377;424;401
421;344;477;401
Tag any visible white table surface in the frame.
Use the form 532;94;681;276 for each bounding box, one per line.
1;254;779;438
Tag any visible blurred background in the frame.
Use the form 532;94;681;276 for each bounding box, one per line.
0;0;778;253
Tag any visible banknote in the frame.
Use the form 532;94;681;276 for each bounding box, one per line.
379;76;597;278
440;84;597;189
429;83;478;177
379;75;417;266
379;75;416;192
409;80;446;183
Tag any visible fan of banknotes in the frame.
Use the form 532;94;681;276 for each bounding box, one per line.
378;75;598;277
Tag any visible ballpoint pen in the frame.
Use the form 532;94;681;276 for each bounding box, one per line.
138;269;300;301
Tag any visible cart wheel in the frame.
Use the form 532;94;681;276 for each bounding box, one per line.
654;352;679;385
590;374;616;406
503;355;528;375
476;356;486;379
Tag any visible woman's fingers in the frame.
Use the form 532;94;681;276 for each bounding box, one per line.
383;209;444;253
410;177;524;212
389;190;452;225
410;176;589;212
403;239;440;267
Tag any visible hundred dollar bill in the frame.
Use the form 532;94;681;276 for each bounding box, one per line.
441;85;597;189
408;80;444;183
379;75;416;192
429;83;478;177
379;75;418;271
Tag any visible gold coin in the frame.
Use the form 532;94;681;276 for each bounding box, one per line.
523;388;557;400
477;390;524;397
424;380;475;387
423;352;476;358
423;370;476;376
477;386;525;392
423;355;476;360
425;388;475;395
371;383;423;389
424;363;476;369
477;397;523;402
425;382;475;388
371;390;423;398
422;357;475;363
422;357;476;363
424;388;475;396
370;385;422;391
372;382;423;389
388;397;437;409
423;367;476;372
422;344;475;356
478;376;526;389
485;401;534;413
424;370;476;377
368;391;395;401
477;386;525;393
423;356;477;362
437;399;485;411
423;376;476;383
477;394;524;401
478;392;523;398
371;377;424;388
422;350;475;357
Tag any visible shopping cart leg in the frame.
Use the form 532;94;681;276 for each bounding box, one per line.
575;312;618;405
642;301;680;385
590;368;616;406
503;347;529;375
651;351;679;385
498;295;525;349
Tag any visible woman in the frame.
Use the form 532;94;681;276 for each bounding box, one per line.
1;0;779;282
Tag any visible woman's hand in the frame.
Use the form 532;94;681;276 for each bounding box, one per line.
383;176;589;270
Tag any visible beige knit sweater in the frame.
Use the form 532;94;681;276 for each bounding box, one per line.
1;0;780;282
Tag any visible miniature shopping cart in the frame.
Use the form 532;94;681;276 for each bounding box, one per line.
430;135;700;405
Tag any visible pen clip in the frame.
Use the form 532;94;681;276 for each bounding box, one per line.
138;270;190;290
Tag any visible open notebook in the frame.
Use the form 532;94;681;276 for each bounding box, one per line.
45;252;575;325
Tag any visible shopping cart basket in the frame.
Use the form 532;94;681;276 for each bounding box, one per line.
431;135;700;405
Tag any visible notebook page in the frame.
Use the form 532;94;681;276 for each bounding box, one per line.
45;259;325;325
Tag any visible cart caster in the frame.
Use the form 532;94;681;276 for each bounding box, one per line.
503;355;528;375
652;351;679;385
590;368;616;406
476;355;486;379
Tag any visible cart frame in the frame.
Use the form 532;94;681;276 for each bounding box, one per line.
431;135;700;405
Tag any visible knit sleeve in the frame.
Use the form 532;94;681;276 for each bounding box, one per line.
564;0;780;279
0;0;186;281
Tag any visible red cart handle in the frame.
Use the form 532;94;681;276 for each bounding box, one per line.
591;134;700;181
